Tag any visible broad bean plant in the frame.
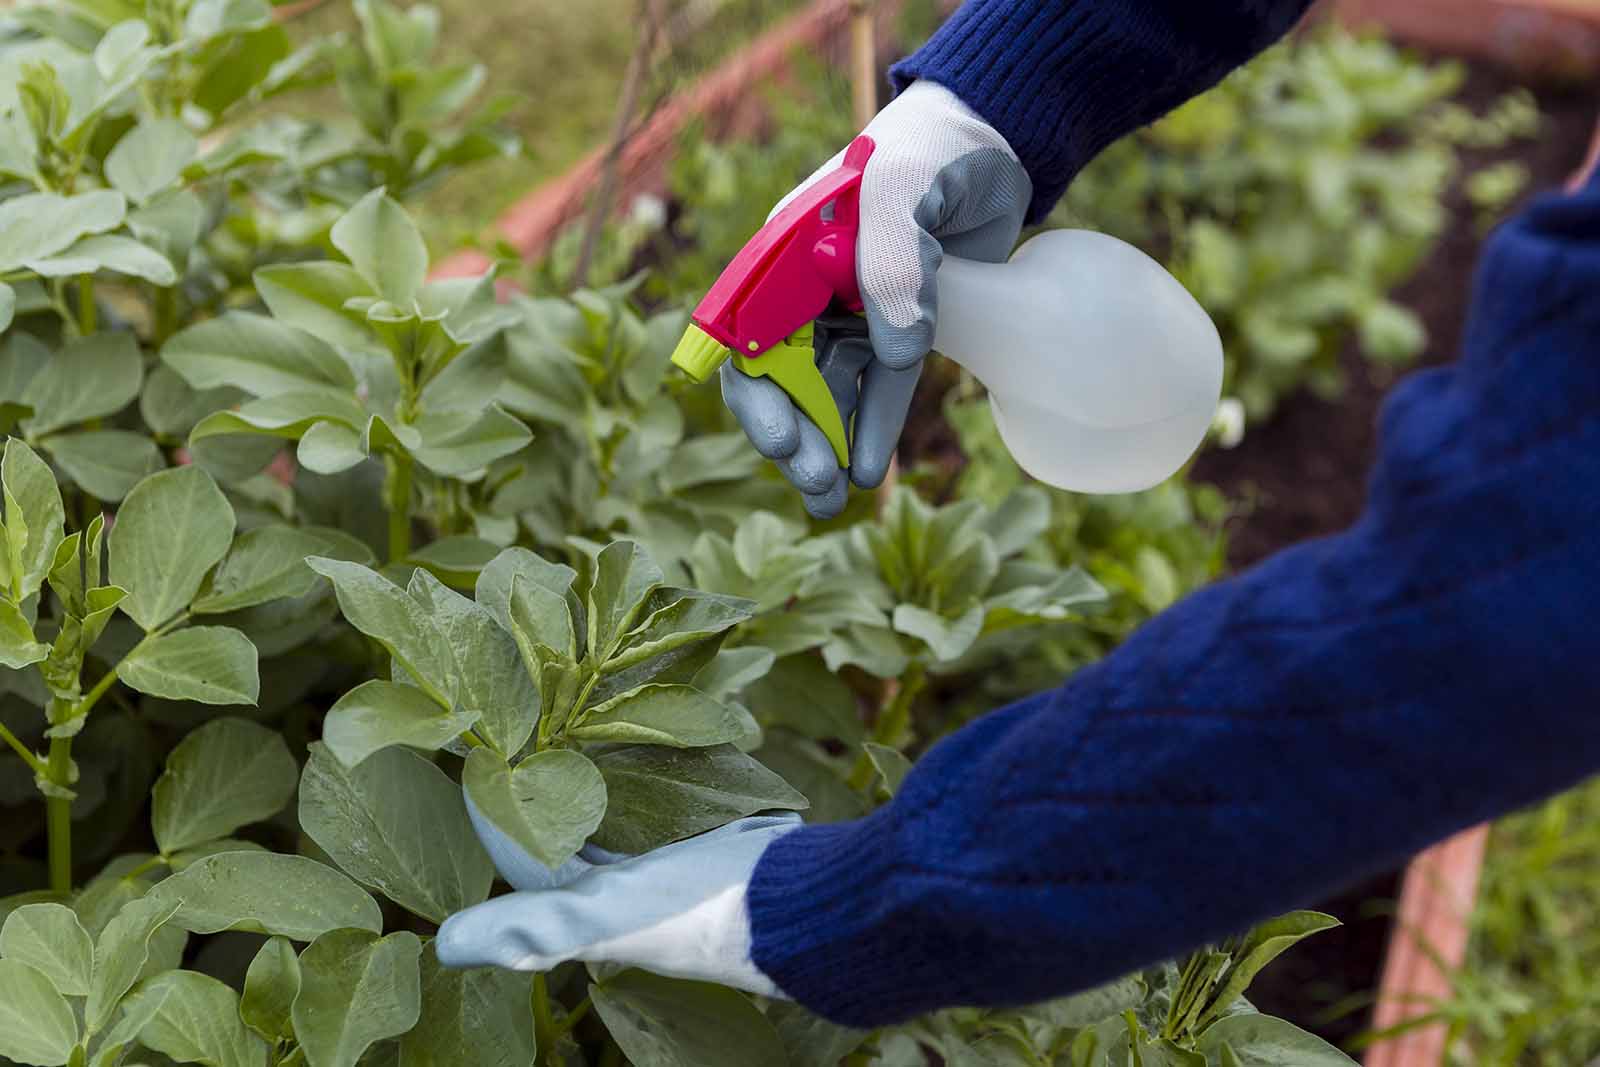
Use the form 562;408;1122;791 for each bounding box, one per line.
0;2;1371;1066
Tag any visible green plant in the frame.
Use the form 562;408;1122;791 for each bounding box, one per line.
0;2;1377;1064
1053;29;1538;425
1425;777;1600;1067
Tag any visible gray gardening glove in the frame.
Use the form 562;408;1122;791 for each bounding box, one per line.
721;80;1032;519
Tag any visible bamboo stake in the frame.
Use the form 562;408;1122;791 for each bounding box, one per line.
571;0;671;290
849;0;878;128
847;0;902;503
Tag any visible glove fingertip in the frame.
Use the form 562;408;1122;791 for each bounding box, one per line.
803;471;849;520
722;364;801;459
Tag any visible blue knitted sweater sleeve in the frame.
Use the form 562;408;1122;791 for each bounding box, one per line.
747;172;1600;1027
891;0;1314;219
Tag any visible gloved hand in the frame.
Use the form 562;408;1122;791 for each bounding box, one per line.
435;796;802;996
722;79;1032;519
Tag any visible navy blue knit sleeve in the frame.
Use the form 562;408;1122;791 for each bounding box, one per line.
891;0;1315;219
747;170;1600;1027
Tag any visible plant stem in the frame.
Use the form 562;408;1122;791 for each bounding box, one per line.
532;972;558;1065
385;451;413;564
569;0;666;290
46;736;72;894
0;721;45;776
550;995;592;1042
847;662;927;791
76;275;95;336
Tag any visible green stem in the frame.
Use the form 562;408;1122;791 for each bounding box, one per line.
847;662;928;791
385;451;413;564
121;854;169;881
154;286;178;345
76;275;95;336
46;735;72;894
550;996;592;1042
0;721;45;776
532;972;558;1065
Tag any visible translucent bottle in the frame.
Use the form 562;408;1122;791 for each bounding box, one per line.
933;229;1223;494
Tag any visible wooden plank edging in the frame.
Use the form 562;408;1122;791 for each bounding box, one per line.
433;0;900;279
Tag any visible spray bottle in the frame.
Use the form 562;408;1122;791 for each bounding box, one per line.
669;136;1224;494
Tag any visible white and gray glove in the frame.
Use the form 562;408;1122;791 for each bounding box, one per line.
436;796;801;996
722;80;1032;519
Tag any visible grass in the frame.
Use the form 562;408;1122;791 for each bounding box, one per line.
284;0;811;249
1438;774;1600;1066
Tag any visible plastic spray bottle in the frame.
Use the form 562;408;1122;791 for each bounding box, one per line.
669;136;1223;495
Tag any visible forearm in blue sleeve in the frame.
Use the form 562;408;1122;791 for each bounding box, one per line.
891;0;1315;219
748;171;1600;1027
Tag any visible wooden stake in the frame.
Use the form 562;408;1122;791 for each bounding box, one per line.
571;0;671;291
849;0;878;128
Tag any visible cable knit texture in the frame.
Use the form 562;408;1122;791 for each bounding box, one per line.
891;0;1316;220
749;163;1600;1026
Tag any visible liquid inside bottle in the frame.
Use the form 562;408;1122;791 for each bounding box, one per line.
932;229;1224;494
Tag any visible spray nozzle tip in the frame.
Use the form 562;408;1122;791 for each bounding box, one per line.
670;324;731;383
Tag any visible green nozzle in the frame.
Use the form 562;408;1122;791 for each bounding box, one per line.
670;324;731;383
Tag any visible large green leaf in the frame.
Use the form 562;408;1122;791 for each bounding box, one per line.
104;118;199;204
189;390;369;443
589;971;786;1067
1196;1014;1357;1066
240;937;299;1042
744;654;863;744
474;547;577;634
40;430;165;501
569;683;745;748
87;972;178;1067
120;969;269;1067
507;572;577;664
254;261;376;354
0;903;92;996
20;331;142;437
163;312;357;397
398;955;535;1067
23;235;176;286
330;189;428;306
586;541;663;659
409;407;532;477
145;852;382;941
292;929;423;1067
297;420;366;474
0;958;77;1066
591;744;807;854
1198;912;1341;1031
110;466;235;631
404;567;537;756
194;525;373;615
299;742;493;923
765;1002;868;1067
320;680;479;769
462;747;606;870
0;189;124;267
305;557;457;706
85;894;182;1035
118;625;260;706
605;592;753;673
0;598;48;667
151;718;296;854
2;438;64;601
